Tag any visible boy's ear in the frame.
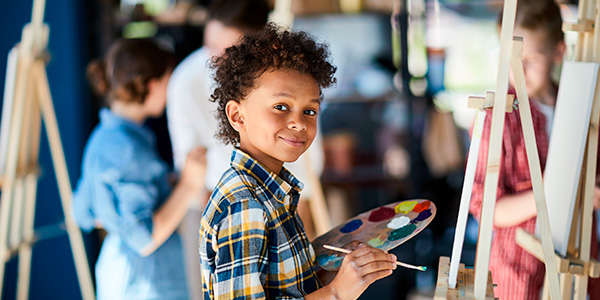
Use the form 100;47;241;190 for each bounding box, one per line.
144;78;159;104
554;41;566;64
225;100;244;132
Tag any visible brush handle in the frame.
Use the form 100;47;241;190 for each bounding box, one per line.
322;245;426;271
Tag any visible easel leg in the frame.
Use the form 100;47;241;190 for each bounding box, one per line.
560;273;573;300
16;86;41;300
33;61;95;300
511;37;561;299
304;152;332;236
0;50;35;295
542;276;550;300
9;178;25;249
448;109;486;289
0;177;15;295
567;188;581;257
574;0;600;292
10;74;36;255
474;0;517;297
16;174;39;300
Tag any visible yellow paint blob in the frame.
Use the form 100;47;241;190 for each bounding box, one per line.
395;201;418;214
368;236;385;248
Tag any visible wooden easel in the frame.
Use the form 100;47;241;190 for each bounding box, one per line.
0;0;94;299
435;0;563;298
515;0;600;299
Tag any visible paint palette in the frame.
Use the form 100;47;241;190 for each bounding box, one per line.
311;199;436;271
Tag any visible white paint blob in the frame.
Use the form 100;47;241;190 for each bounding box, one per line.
387;216;411;230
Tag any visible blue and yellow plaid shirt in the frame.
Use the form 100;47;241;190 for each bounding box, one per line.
199;149;321;299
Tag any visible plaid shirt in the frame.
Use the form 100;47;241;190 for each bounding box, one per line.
199;149;321;300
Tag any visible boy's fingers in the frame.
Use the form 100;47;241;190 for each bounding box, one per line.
351;245;378;257
341;240;363;251
352;251;395;268
351;246;391;260
355;261;396;275
362;269;394;285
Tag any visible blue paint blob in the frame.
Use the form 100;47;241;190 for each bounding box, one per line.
317;254;344;270
414;209;432;222
333;258;343;269
340;219;363;233
317;255;333;266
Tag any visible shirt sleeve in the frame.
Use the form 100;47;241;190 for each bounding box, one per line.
91;169;157;255
210;198;270;300
72;178;97;232
166;68;207;172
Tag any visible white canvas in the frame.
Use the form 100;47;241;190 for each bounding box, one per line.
540;61;599;256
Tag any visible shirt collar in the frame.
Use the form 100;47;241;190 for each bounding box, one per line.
230;148;304;204
99;108;156;146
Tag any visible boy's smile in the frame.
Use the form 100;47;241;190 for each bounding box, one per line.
226;68;321;174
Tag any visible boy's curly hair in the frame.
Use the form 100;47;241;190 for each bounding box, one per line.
210;23;337;146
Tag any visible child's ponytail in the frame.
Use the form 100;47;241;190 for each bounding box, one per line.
86;59;110;97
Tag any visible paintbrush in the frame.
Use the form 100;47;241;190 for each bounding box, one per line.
323;244;427;272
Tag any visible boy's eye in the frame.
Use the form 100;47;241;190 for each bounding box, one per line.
274;104;289;111
304;109;317;116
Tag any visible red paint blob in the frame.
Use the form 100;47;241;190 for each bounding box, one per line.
368;207;396;222
413;201;430;213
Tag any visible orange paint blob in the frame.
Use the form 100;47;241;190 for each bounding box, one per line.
413;201;430;213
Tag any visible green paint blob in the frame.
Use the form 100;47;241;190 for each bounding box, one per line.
388;223;417;241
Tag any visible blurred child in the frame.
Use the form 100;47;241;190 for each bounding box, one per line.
199;24;398;299
72;38;206;299
470;0;599;298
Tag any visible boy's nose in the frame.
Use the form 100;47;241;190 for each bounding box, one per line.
288;115;307;131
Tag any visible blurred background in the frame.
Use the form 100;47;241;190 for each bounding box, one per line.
0;0;581;299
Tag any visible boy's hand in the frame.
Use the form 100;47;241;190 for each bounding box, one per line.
180;147;207;189
327;243;396;300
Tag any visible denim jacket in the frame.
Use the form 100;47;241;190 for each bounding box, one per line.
73;108;187;299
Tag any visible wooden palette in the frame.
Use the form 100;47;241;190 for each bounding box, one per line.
312;199;436;271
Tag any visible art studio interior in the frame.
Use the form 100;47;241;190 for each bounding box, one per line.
1;0;600;299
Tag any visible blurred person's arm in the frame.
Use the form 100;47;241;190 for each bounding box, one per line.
493;191;537;227
141;148;206;256
166;72;205;173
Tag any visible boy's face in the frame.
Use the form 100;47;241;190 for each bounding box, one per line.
227;69;320;173
511;27;565;100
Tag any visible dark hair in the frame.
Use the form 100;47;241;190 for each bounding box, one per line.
208;0;270;32
87;38;176;104
497;0;564;47
210;23;337;146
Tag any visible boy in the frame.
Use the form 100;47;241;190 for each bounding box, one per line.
469;0;599;299
168;0;321;245
199;24;398;299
